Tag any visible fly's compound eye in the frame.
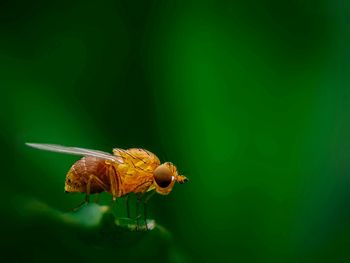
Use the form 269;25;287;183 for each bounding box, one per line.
154;164;173;188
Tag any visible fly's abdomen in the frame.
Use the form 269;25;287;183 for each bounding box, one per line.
64;156;110;193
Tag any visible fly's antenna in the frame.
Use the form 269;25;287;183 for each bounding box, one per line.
176;175;188;184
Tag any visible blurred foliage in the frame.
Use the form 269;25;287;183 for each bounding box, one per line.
2;199;179;263
1;0;350;262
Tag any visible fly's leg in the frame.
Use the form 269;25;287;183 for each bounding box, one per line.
85;175;92;202
143;191;155;231
136;194;142;231
71;174;108;211
71;199;87;212
107;165;119;202
144;201;148;231
94;193;100;203
110;198;118;212
125;195;131;218
107;164;121;217
86;174;109;203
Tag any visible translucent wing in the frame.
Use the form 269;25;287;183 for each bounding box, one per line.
26;143;124;163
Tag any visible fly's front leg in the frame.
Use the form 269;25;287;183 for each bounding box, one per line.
143;199;148;231
143;191;155;231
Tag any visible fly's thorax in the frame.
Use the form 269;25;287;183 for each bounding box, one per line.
113;148;160;172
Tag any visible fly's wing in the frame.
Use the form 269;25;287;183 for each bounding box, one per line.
26;143;124;163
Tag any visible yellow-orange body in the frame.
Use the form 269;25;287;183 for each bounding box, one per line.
26;143;188;200
65;148;185;198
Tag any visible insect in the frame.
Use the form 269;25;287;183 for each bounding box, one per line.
26;143;188;202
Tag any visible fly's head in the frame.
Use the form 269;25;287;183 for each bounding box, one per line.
153;162;188;195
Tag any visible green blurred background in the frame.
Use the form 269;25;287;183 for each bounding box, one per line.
1;0;350;262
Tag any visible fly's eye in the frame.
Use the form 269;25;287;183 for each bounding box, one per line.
154;165;173;188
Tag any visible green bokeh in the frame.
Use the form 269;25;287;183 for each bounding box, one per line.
1;1;350;262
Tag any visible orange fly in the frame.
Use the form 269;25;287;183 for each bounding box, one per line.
26;143;188;202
